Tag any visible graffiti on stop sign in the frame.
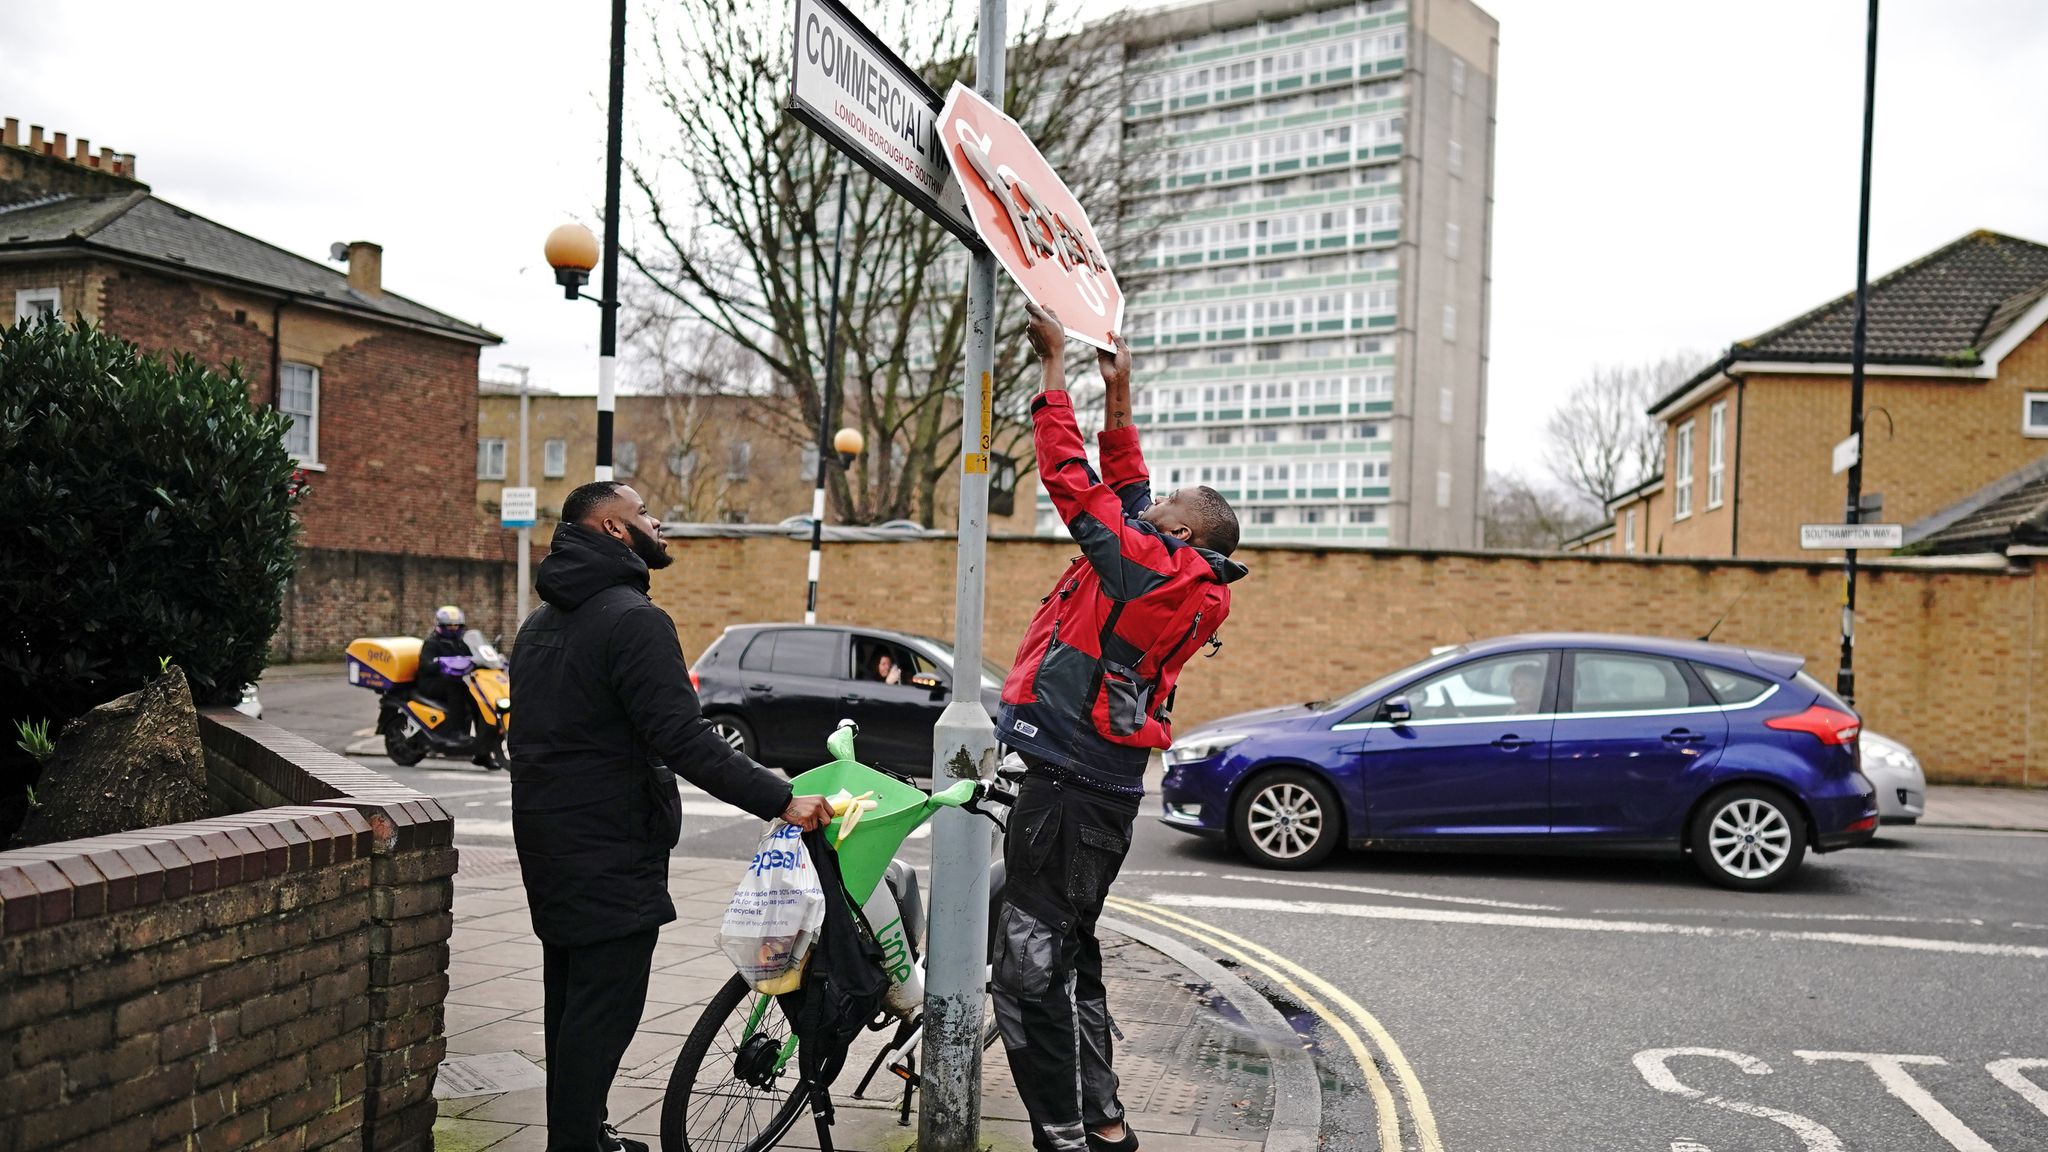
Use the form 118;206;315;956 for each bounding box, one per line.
938;82;1124;350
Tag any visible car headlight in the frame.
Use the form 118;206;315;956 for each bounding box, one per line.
1166;732;1250;766
1860;733;1919;773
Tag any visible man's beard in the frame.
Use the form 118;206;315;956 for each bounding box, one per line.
624;522;674;570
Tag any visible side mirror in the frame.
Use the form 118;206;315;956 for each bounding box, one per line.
1380;695;1413;724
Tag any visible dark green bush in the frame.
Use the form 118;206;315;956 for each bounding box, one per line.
0;317;302;745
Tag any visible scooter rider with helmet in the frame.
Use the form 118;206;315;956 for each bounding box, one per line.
420;605;490;765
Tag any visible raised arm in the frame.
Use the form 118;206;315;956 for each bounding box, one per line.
1092;334;1150;515
1026;304;1175;601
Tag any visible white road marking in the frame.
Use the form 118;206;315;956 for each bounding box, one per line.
1987;1058;2048;1118
1219;872;1563;911
1591;906;1988;927
432;785;513;800
1632;1048;1843;1152
1148;893;2048;960
1121;870;1212;878
1796;1052;1995;1152
1670;1143;1713;1152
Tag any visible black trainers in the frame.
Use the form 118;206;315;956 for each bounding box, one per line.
602;1123;650;1152
1086;1124;1140;1152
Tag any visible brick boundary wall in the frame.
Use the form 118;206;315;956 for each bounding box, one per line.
0;709;456;1152
275;547;523;665
648;534;2047;787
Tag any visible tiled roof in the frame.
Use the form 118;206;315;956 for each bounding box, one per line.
1652;230;2048;413
1906;456;2048;556
0;192;498;344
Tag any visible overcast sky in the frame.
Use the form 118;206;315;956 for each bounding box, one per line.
8;0;2046;482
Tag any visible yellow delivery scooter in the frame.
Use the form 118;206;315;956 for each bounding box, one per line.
343;629;511;771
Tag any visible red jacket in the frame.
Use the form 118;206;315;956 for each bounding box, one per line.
998;391;1246;789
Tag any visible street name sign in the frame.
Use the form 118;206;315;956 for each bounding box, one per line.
500;486;537;529
937;82;1125;351
1800;523;1902;550
1832;432;1861;475
788;0;978;246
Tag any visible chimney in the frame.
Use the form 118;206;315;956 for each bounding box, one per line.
344;241;383;296
2;116;145;199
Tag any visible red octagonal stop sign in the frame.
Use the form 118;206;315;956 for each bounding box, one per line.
938;83;1124;351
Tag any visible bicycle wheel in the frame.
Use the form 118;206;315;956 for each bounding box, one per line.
660;973;811;1152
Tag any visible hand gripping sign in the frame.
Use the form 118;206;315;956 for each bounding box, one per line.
938;83;1124;351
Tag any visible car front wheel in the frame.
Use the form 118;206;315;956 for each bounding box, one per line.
1690;785;1807;891
1232;768;1341;870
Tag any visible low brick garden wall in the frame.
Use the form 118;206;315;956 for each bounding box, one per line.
0;709;457;1152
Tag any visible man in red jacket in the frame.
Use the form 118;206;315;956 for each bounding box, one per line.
994;302;1246;1152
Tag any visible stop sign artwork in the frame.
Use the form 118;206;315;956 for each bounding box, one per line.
938;83;1124;351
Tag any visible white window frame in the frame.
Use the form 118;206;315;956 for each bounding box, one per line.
1445;221;1461;260
1450;56;1467;97
1624;508;1638;553
1674;421;1695;520
1440;387;1455;424
1707;401;1727;509
2026;392;2048;437
1436;470;1452;508
1447;140;1464;176
477;437;508;481
14;287;60;322
1441;304;1457;342
543;438;567;478
278;362;321;466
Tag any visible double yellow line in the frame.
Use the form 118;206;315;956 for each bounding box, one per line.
1106;896;1443;1152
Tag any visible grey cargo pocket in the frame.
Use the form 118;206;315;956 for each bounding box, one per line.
1032;640;1097;709
1068;824;1129;907
1099;661;1154;738
992;903;1058;997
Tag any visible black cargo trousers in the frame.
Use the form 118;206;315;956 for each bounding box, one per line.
991;763;1141;1152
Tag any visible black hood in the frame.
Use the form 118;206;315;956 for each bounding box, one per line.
1194;546;1249;584
535;522;650;610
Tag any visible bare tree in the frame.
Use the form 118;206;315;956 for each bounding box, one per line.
626;0;1159;525
621;291;774;523
1483;471;1600;550
1543;353;1705;511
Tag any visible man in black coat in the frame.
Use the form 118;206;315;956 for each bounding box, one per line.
510;480;832;1152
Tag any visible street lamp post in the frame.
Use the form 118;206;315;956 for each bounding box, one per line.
542;0;628;483
805;427;865;625
1839;0;1880;705
806;164;859;625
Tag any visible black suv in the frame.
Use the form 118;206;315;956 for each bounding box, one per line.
693;623;1007;774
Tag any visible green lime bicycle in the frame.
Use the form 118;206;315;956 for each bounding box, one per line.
659;722;1017;1152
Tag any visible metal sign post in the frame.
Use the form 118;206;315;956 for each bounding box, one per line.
916;0;1004;1146
1839;0;1880;705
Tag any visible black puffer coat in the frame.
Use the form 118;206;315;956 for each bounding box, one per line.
509;523;792;947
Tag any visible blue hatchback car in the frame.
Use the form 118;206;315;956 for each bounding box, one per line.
1160;634;1880;889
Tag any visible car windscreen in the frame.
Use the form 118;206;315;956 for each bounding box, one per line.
1324;645;1469;716
907;637;1006;689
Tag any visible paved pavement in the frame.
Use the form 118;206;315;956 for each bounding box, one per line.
262;666;2048;1150
257;667;1294;1152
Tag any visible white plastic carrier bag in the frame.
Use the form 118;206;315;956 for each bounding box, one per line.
720;820;826;992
